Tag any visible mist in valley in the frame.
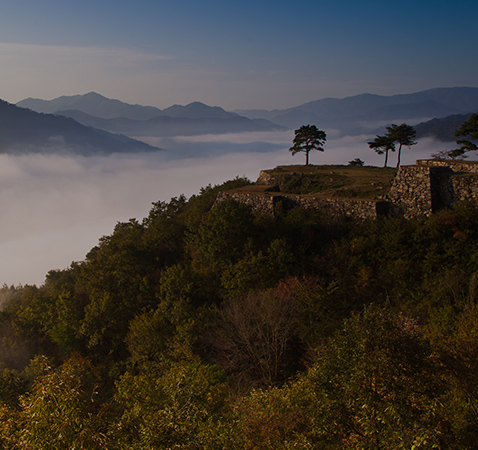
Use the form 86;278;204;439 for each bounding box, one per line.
0;131;457;286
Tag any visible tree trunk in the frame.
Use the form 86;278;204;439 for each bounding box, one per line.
396;144;403;168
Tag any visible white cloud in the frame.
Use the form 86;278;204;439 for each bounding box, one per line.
0;147;291;286
0;133;461;286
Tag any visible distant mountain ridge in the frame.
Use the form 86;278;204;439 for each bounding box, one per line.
18;93;283;136
18;93;244;121
161;101;239;119
235;87;478;134
0;99;161;155
414;113;475;142
16;87;478;141
52;110;282;137
17;92;163;120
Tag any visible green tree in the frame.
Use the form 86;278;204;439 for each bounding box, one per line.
231;387;311;449
292;305;448;449
453;113;478;157
367;135;395;167
78;218;159;362
289;125;327;165
115;361;228;449
431;302;478;446
386;123;417;167
348;158;365;167
11;355;114;449
195;200;255;270
0;366;27;409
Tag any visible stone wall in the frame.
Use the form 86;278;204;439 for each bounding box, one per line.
417;159;478;173
215;191;278;215
256;170;280;186
286;196;389;220
451;175;478;202
386;165;435;218
387;161;478;218
216;190;392;220
217;161;478;220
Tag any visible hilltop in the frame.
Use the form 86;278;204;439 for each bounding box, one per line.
218;160;478;220
252;164;397;199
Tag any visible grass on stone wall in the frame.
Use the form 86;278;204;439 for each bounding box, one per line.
263;165;398;199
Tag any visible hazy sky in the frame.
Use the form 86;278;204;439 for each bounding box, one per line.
1;0;477;110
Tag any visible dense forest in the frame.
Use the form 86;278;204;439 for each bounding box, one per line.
1;174;478;448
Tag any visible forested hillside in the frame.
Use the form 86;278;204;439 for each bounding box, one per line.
1;173;478;448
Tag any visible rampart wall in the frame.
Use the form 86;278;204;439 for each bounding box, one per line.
416;159;478;173
388;160;478;218
216;160;478;220
386;165;435;218
216;191;393;220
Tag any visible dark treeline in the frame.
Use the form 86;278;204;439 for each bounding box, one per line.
1;176;478;448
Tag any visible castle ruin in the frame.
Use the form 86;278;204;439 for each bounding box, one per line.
216;160;478;219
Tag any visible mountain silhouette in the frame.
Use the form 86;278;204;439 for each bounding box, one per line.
18;95;283;137
17;92;163;121
414;113;475;142
16;87;478;141
235;87;478;134
160;101;239;119
0;100;161;155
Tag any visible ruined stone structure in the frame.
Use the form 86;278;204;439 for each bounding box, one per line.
216;160;478;220
215;190;391;220
387;160;478;218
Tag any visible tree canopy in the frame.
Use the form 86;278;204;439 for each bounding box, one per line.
289;125;326;165
431;114;478;160
369;123;416;167
0;174;478;447
454;113;478;157
387;123;417;167
368;135;396;167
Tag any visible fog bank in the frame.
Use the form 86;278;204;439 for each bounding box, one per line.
0;132;457;286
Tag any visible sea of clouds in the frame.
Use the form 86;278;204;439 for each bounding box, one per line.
0;131;456;286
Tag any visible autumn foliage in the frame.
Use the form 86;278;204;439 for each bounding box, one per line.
1;176;478;447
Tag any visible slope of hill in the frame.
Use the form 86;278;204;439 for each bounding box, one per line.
0;100;161;155
414;113;474;142
2;169;478;447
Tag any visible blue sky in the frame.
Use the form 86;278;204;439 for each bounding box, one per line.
0;0;477;110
